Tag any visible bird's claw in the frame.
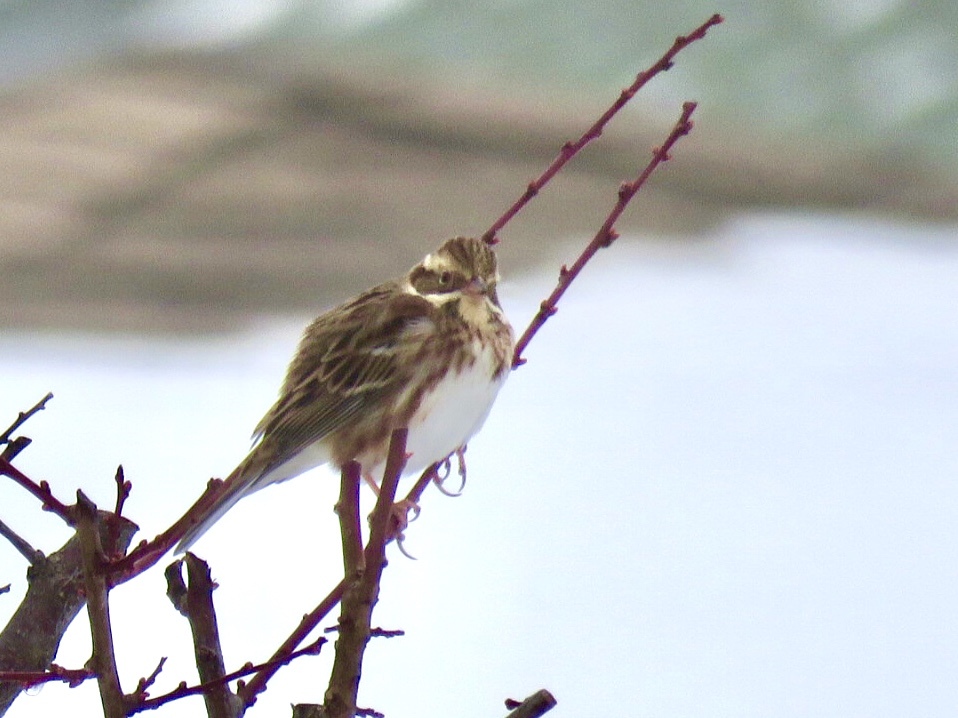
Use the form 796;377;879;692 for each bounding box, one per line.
433;447;468;496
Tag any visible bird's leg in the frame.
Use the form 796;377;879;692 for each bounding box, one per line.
362;472;382;495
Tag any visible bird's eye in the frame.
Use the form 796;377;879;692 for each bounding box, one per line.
438;271;452;286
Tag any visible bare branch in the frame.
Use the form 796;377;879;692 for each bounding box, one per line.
0;459;75;525
513;101;698;367
108;478;226;583
336;461;364;576
0;664;94;690
132;656;167;700
159;554;241;718
323;429;408;718
0;511;136;714
76;491;126;718
481;14;723;244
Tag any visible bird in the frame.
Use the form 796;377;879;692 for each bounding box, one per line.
175;236;514;552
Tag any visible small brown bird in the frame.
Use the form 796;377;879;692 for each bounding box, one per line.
176;236;514;552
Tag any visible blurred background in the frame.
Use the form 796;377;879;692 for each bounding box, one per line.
1;1;956;717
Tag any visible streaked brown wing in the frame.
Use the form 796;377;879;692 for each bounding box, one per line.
250;282;435;477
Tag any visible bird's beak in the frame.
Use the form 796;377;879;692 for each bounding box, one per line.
464;277;488;297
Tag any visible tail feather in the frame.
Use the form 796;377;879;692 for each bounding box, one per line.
175;441;332;554
175;454;267;554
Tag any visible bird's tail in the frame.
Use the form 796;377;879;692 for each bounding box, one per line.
174;452;267;554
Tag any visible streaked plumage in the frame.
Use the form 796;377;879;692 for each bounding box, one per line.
176;236;513;552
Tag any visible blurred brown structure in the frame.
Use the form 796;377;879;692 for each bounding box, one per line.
1;49;955;333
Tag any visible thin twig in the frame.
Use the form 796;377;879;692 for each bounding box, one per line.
403;462;442;508
481;14;723;245
107;478;226;582
512;101;698;367
0;392;53;447
75;491;126;718
0;517;43;564
132;656;167;700
237;580;346;707
113;465;131;518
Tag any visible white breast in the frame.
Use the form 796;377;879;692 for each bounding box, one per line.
387;337;508;477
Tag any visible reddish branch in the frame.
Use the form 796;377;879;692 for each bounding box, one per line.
513;101;698;367
481;13;723;245
0;459;75;525
131;638;327;713
0;392;52;445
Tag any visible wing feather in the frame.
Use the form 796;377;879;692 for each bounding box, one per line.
249;282;435;478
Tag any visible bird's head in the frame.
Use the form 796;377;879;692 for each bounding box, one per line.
407;237;502;309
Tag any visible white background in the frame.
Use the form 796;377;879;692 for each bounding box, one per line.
3;212;957;717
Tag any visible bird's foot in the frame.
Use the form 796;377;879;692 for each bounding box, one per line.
388;499;421;559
